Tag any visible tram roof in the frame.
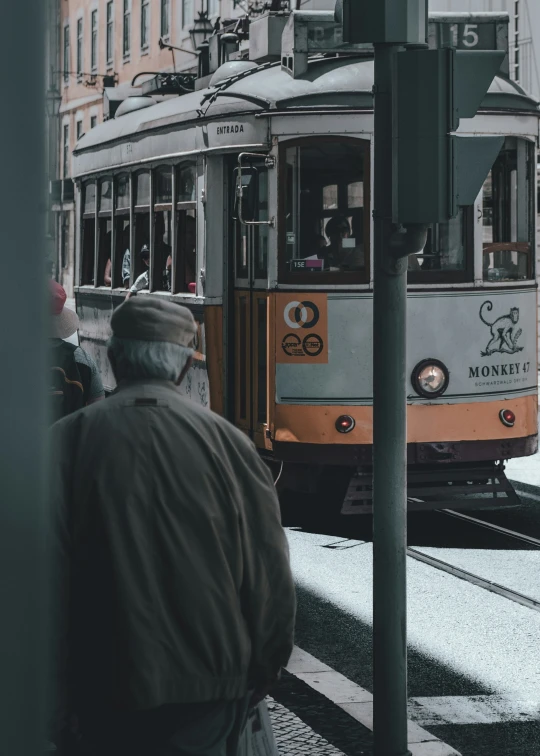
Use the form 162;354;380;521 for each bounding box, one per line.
74;55;539;160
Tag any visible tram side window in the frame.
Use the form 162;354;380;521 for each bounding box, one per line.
481;137;534;282
134;171;151;289
154;166;173;291
281;140;369;282
114;174;130;288
175;163;196;293
97;178;113;286
407;209;469;280
81;182;96;284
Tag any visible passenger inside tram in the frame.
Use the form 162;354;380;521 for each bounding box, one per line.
324;216;363;270
104;258;112;286
154;213;172;292
178;213;196;292
127;245;150;298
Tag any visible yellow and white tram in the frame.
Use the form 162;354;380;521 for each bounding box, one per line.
72;12;539;516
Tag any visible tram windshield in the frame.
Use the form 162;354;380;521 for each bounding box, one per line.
481;137;535;282
281;140;369;283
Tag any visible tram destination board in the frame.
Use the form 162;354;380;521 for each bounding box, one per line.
281;10;372;78
429;13;510;74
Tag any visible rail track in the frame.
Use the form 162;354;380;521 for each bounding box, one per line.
407;508;540;613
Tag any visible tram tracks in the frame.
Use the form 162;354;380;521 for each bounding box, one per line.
407;508;540;613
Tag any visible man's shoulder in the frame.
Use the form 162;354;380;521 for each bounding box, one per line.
167;392;256;451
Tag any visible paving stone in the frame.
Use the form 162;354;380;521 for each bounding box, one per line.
271;670;372;756
268;698;347;756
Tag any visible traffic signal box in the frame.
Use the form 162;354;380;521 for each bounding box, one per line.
336;0;427;45
334;1;508;224
395;47;505;223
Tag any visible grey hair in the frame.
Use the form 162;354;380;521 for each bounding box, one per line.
108;336;193;383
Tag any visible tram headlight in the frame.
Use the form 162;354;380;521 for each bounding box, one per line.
411;359;449;399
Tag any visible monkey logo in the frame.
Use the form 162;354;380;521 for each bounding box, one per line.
479;301;523;357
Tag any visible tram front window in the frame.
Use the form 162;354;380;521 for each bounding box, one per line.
281;140;369;283
481;137;534;282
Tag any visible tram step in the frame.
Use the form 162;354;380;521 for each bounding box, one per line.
341;463;520;514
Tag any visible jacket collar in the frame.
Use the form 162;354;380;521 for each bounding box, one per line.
114;379;179;395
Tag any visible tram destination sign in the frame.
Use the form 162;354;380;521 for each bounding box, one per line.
281;10;371;78
428;12;510;76
282;10;509;79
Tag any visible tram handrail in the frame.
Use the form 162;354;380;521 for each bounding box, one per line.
236;152;276;228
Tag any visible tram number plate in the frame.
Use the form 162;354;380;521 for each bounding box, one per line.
292;259;323;270
432;21;498;51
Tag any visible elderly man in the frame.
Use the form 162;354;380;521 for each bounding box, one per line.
50;297;296;756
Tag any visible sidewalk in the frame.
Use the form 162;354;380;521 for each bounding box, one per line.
272;648;462;756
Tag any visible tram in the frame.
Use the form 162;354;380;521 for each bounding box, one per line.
72;11;539;517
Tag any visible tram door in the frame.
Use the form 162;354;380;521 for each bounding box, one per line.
230;160;269;446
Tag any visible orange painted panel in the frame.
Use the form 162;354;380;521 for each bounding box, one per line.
275;293;328;364
274;395;538;445
204;306;224;416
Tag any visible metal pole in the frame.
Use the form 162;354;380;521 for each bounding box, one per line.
372;43;412;756
0;1;49;755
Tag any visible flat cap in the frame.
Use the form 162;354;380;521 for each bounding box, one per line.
111;296;197;347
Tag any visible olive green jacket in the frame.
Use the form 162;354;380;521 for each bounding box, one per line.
50;380;295;714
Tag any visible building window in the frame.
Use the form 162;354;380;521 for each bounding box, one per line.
182;0;193;29
76;120;83;140
63;124;70;178
141;0;149;49
91;10;98;71
63;25;70;83
106;1;114;64
90;115;97;129
123;0;131;57
161;0;170;38
208;0;218;16
76;18;83;77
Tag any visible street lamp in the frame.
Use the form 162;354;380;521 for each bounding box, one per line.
189;11;214;50
45;84;63;119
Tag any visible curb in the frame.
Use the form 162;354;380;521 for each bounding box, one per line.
286;647;462;756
